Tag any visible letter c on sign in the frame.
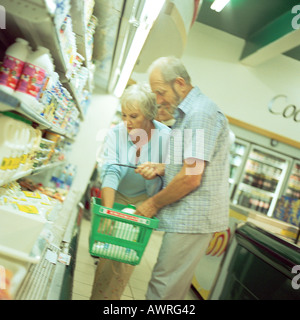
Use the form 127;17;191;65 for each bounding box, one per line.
268;95;287;115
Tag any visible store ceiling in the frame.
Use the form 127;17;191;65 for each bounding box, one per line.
196;0;300;65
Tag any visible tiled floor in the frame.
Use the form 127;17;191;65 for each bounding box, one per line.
72;217;200;300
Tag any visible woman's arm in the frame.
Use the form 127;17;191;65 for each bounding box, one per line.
101;187;116;208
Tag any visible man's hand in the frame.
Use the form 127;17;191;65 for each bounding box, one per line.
135;162;165;180
135;197;160;218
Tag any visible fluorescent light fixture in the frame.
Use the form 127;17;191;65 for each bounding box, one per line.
210;0;230;12
113;0;166;98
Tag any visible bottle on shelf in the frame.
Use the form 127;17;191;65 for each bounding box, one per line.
0;113;32;181
0;114;19;177
0;38;31;94
14;46;55;113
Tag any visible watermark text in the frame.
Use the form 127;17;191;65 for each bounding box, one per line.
0;5;5;29
292;5;300;29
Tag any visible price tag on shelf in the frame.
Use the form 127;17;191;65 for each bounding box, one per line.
58;252;71;266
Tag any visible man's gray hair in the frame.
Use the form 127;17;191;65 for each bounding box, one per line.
120;83;157;120
147;56;191;85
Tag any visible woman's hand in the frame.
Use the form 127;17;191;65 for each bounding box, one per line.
135;162;165;180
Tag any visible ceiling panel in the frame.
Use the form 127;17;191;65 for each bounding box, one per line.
196;0;300;62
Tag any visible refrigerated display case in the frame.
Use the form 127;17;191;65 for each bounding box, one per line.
229;139;250;199
209;222;300;300
283;160;300;199
232;145;291;217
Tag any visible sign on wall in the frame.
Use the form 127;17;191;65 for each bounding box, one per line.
268;95;300;123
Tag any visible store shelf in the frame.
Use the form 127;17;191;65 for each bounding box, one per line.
15;188;82;300
0;161;66;187
249;154;286;170
1;0;85;120
0;90;74;139
239;182;275;198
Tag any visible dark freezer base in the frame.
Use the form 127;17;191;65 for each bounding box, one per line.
210;222;300;300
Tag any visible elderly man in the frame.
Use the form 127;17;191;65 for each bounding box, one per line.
135;56;230;300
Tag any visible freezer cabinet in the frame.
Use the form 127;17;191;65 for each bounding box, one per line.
209;222;300;300
232;145;292;217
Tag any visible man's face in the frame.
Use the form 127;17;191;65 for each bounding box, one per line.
149;69;182;110
157;104;175;121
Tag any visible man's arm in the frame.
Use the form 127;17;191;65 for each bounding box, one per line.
135;158;205;217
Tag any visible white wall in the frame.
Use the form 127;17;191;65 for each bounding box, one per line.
133;22;300;142
182;22;300;142
68;89;119;196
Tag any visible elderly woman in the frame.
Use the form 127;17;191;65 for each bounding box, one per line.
90;83;170;300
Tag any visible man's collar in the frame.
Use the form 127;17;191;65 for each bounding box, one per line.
174;86;201;118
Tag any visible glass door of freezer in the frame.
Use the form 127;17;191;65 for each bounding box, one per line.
272;160;300;226
283;161;300;199
229;139;250;199
232;145;291;216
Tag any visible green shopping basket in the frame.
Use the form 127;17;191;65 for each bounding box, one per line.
89;197;160;265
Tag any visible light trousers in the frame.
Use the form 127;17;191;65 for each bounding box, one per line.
90;192;148;300
146;232;213;300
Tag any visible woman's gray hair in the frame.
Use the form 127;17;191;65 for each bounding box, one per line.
120;83;157;120
147;56;191;85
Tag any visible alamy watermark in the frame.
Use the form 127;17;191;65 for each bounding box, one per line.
95;127;205;175
292;265;300;290
0;5;6;29
292;5;300;29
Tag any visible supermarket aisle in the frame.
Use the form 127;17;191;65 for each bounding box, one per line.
72;217;200;300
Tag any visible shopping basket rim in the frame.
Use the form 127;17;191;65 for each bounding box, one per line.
91;197;160;228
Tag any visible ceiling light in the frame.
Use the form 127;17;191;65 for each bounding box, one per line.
113;0;166;98
210;0;230;12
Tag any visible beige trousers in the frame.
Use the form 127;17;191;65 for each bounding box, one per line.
90;192;148;300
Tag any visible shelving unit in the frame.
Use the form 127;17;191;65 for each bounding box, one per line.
1;0;91;120
0;90;74;139
0;0;97;300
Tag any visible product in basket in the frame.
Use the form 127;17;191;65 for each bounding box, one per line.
91;242;139;264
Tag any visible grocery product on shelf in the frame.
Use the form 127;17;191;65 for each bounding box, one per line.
57;14;77;79
14;46;55;113
0;181;62;221
86;15;97;62
0;38;31;95
232;146;290;216
284;163;300;199
273;195;300;226
0;112;33;181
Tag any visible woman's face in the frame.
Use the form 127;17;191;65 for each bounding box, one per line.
121;104;150;135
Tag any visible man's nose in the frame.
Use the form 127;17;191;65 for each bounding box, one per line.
156;95;164;105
